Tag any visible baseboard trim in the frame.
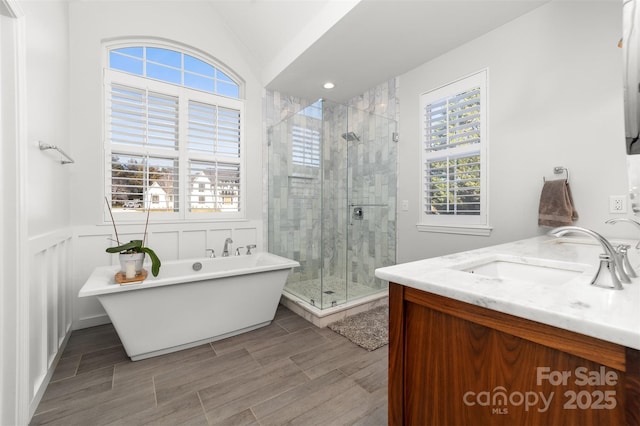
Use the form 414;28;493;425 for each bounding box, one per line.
75;314;111;330
28;328;71;421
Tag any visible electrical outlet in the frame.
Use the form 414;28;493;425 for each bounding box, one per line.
609;195;628;214
401;200;409;211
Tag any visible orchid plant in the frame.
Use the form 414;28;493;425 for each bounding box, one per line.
105;197;162;277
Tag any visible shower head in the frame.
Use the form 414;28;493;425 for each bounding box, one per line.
341;131;360;142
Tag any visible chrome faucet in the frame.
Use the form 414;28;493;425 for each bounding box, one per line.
235;247;244;256
222;238;233;257
246;244;256;255
605;217;640;249
205;248;215;258
548;226;629;290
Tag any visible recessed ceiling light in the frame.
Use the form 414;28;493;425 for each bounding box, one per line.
323;82;335;89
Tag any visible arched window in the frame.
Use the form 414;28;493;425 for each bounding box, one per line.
104;41;244;220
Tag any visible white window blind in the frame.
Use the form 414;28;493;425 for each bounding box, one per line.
110;84;179;150
187;100;241;213
108;82;180;211
291;125;320;167
110;84;178;149
188;101;241;158
424;87;481;216
419;70;488;232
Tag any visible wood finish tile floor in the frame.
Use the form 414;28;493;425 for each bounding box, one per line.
31;305;388;426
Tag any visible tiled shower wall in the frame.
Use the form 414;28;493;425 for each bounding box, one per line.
264;78;399;306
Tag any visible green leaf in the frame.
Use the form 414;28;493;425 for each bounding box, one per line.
139;247;161;277
105;240;143;253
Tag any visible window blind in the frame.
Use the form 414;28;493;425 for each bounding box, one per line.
109;83;179;150
291;125;320;167
188;101;241;158
424;86;482;216
108;82;180;210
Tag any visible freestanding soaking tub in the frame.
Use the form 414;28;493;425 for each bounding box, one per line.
79;252;299;360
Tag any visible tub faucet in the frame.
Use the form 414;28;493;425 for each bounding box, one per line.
548;226;629;290
605;217;640;249
235;247;244;256
205;248;215;258
222;238;233;257
246;244;256;255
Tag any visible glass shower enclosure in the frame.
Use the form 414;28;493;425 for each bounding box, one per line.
268;99;397;310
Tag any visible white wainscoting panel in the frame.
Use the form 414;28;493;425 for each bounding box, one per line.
182;229;207;259
151;230;180;262
27;229;73;418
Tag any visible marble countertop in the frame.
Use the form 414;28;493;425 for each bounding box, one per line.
375;235;640;350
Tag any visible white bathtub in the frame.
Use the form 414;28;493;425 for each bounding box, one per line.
79;252;299;360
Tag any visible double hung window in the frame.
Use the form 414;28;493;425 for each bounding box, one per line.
419;69;490;235
105;42;244;221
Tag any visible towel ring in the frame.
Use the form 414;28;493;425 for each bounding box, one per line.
543;166;569;183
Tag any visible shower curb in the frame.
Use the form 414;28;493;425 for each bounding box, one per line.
279;291;389;328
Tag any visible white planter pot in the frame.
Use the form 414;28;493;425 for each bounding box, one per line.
119;252;145;275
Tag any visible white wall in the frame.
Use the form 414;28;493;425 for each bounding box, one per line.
25;1;71;237
397;1;629;262
68;2;266;328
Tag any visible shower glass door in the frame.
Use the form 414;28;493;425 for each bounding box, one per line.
344;107;397;303
268;99;397;310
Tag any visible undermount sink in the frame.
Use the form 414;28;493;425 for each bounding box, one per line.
452;255;587;285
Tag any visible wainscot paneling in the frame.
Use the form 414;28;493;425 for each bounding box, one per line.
182;229;207;259
27;229;73;419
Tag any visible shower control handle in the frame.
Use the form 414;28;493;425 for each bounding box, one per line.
353;206;364;220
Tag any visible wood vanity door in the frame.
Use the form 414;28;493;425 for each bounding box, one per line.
389;283;640;426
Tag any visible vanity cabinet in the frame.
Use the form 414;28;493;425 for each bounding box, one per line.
389;283;640;426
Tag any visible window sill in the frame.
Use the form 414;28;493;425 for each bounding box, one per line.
416;224;493;236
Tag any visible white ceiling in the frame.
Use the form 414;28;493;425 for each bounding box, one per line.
211;0;549;103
